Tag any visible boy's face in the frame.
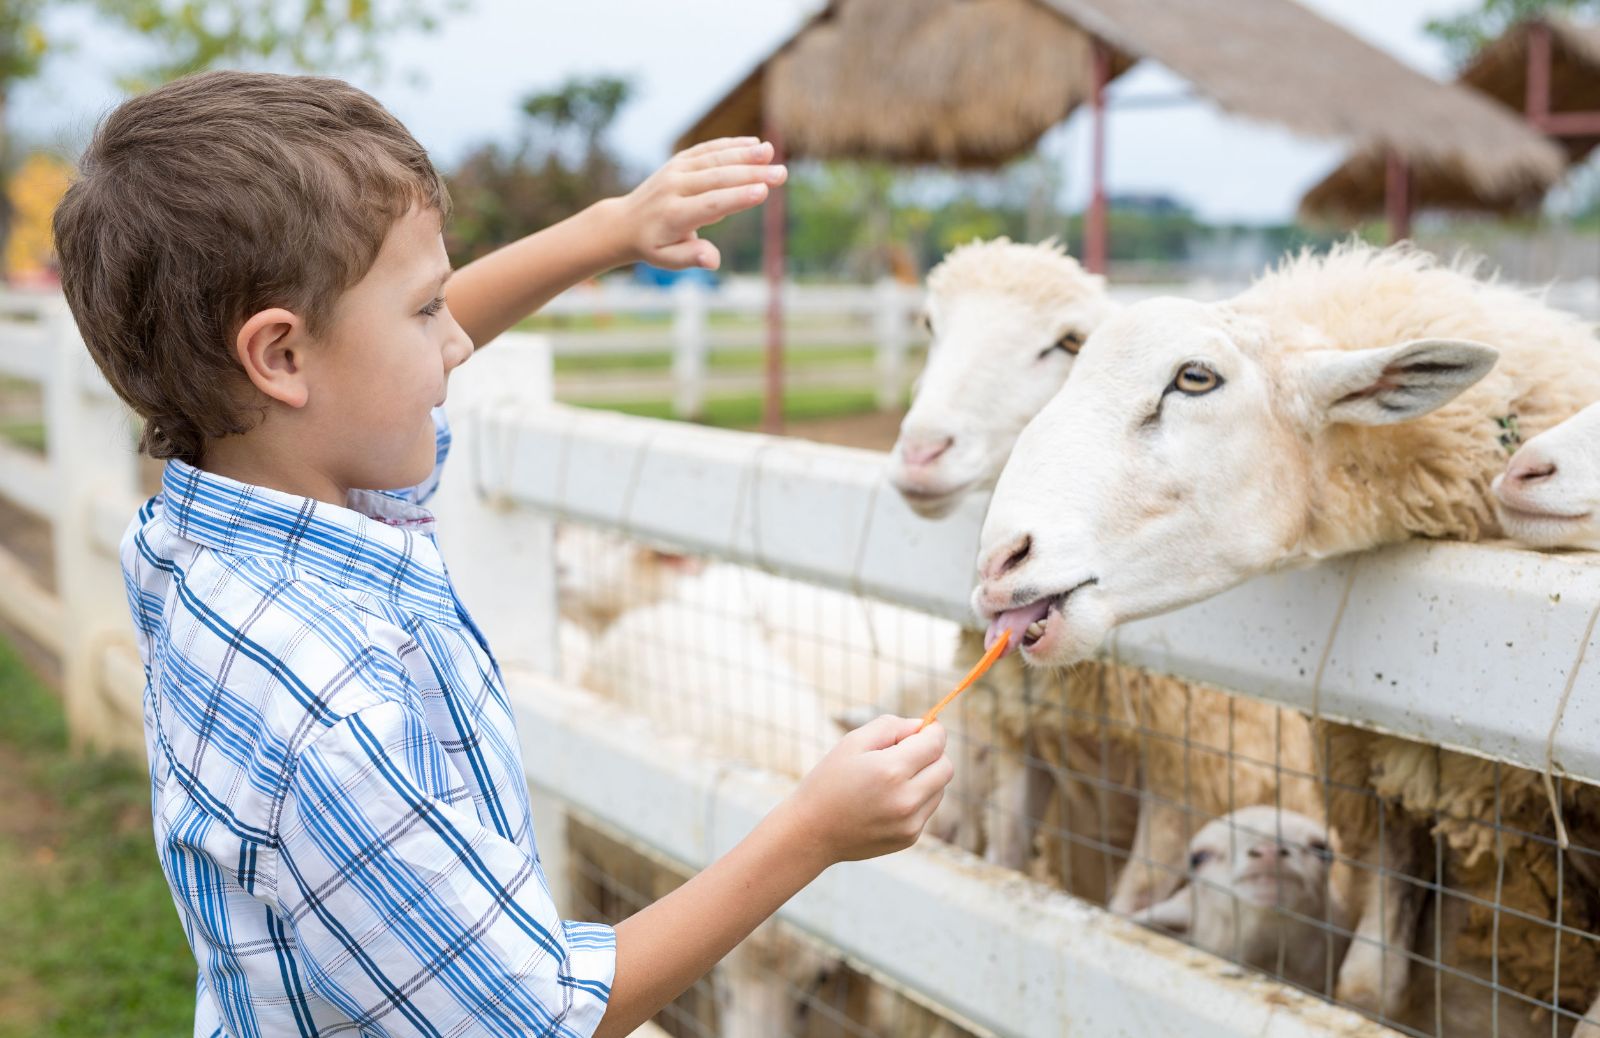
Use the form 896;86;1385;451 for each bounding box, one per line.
309;205;472;493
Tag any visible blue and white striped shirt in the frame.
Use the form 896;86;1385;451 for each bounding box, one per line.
122;412;615;1038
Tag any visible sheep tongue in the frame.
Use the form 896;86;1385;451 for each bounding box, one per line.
985;599;1052;653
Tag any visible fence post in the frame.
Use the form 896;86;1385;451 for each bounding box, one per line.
670;279;708;420
874;277;910;412
44;298;141;754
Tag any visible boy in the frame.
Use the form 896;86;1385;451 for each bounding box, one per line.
53;70;953;1037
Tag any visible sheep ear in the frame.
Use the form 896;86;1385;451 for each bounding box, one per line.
1134;888;1194;935
1299;339;1498;427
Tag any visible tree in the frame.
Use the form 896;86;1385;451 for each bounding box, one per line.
0;0;462;275
1426;0;1600;66
0;0;48;251
445;75;634;265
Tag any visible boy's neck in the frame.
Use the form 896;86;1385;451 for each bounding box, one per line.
201;433;349;508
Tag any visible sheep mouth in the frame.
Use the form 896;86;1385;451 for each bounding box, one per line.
1497;502;1592;524
985;578;1099;654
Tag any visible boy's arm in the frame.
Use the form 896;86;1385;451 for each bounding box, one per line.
594;716;951;1038
446;138;786;348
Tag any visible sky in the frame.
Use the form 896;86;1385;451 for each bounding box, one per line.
12;0;1479;224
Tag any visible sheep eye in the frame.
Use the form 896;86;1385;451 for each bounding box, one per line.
1037;330;1084;361
1188;849;1214;871
918;311;933;335
1171;362;1223;396
1308;838;1333;861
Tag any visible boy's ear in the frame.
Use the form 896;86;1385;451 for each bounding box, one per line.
235;308;311;408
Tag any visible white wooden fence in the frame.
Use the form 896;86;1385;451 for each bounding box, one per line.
0;291;145;754
539;278;924;417
10;290;1600;1035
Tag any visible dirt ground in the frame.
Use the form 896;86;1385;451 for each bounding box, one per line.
771;408;905;452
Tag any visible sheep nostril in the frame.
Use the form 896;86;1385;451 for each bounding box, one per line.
1000;536;1032;577
980;534;1033;582
900;435;955;468
1510;458;1557;485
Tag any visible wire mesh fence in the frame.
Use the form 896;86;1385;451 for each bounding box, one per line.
549;518;1600;1037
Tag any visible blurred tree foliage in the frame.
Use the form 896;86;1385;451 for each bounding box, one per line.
444;75;633;266
1;0;461;273
1427;0;1600;66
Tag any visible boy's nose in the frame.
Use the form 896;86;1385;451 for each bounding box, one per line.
443;323;473;371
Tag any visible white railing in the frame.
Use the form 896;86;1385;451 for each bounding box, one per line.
538;278;924;416
0;290;145;754
471;399;1600;791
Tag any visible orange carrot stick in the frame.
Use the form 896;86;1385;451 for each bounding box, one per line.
917;629;1011;733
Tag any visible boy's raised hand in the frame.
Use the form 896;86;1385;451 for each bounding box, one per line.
611;137;787;271
782;715;954;866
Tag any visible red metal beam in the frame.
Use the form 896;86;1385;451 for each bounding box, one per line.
1084;39;1111;276
1526;21;1553;123
1385;151;1412;243
1535;111;1600;137
762;124;787;435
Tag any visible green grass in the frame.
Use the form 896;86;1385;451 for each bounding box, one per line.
0;420;45;453
0;637;196;1038
553;343;890;375
586;385;883;428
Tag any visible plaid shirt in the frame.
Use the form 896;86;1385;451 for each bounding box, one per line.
122;412;615;1038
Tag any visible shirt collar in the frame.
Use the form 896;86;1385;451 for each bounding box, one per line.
158;459;456;624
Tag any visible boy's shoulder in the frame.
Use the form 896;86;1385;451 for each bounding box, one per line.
124;490;423;754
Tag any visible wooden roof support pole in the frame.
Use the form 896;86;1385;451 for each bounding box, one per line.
1085;38;1111;275
1526;21;1552;124
762;121;787;435
1385;150;1412;243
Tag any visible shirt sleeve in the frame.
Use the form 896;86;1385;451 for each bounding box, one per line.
380;408;452;506
276;698;616;1037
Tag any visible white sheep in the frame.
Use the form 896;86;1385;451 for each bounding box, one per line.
1494;399;1600;550
1134;806;1349;994
888;236;1116;520
554;523;704;636
974;241;1600;1030
890;237;1321;914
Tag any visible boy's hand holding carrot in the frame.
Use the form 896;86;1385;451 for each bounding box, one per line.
783;716;953;866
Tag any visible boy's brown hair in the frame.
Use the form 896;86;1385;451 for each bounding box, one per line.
53;70;450;464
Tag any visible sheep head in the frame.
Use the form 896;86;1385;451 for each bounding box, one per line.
889;237;1115;519
972;296;1497;666
1493;400;1600;551
1135;806;1344;988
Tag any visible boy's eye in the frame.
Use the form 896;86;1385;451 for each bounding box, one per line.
419;296;446;317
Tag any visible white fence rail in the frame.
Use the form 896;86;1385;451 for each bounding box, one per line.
538;279;925;416
0;290;145;753
475;401;1600;790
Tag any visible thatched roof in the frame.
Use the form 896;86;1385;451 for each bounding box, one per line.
680;0;1137;168
678;0;1564;196
1302;18;1597;223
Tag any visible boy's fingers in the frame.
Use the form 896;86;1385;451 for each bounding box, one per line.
650;238;718;271
678;136;761;160
687;183;769;225
680;140;774;171
910;752;956;800
679;163;787;195
909;787;947;833
888;724;947;776
851;714;920;750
